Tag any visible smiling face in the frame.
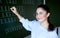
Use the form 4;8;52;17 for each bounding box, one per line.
36;7;50;22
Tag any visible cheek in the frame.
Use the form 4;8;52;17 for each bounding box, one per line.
36;14;47;20
42;14;47;18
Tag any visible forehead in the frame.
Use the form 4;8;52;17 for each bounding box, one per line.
36;8;46;13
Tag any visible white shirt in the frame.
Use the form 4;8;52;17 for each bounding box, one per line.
19;18;58;38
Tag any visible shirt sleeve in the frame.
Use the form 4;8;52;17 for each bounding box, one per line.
19;18;34;31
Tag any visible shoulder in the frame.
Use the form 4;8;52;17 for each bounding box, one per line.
31;20;40;24
49;30;58;38
30;20;38;24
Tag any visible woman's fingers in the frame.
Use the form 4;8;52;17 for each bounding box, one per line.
10;7;16;11
10;6;17;13
10;6;23;20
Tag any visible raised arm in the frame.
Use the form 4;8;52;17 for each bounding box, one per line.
10;7;23;20
10;7;34;31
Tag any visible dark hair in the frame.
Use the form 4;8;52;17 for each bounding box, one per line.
36;5;55;31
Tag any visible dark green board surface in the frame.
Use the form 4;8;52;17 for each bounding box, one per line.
46;0;60;27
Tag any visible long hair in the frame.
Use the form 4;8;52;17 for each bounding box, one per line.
36;5;55;31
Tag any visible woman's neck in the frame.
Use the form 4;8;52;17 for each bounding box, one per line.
40;19;49;30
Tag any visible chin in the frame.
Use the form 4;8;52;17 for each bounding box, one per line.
38;20;43;22
38;20;42;22
39;20;42;22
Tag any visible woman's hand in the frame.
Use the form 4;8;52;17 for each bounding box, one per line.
10;6;23;20
10;6;18;14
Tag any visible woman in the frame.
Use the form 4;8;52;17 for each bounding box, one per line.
10;5;58;38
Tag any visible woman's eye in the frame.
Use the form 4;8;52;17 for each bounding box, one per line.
39;12;43;14
36;12;43;15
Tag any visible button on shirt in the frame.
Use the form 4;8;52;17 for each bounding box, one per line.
19;18;58;38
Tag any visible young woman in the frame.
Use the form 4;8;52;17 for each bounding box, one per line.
10;5;58;38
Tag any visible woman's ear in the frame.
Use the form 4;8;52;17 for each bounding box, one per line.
47;13;50;17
